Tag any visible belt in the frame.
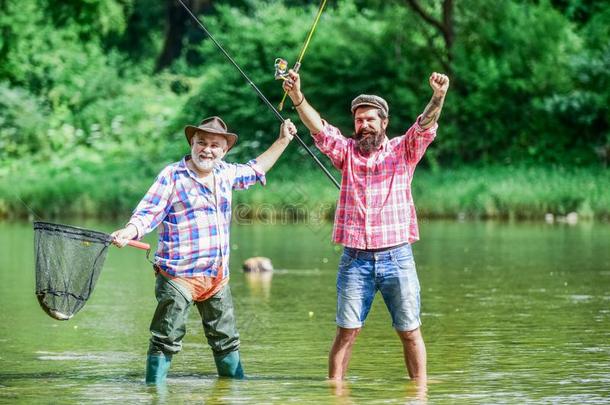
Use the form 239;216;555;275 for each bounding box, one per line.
359;242;408;253
344;242;409;261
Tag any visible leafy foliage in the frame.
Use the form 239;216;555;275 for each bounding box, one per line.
0;0;608;218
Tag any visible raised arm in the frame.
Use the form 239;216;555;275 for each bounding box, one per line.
419;72;450;129
255;119;296;173
282;70;324;134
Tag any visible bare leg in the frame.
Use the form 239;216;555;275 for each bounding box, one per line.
396;327;427;382
328;327;361;380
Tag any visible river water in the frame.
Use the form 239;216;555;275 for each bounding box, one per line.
0;220;609;404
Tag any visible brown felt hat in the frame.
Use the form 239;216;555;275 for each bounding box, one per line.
350;94;389;116
184;116;238;150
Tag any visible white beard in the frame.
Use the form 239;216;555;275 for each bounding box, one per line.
191;152;218;173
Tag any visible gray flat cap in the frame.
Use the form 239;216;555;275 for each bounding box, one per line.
351;94;389;116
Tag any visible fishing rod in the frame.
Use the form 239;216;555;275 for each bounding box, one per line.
177;0;340;190
277;0;327;111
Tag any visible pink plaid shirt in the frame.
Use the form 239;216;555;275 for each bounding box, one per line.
312;117;437;249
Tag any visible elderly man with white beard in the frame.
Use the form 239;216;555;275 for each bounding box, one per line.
112;116;296;384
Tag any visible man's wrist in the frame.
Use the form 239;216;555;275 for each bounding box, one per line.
276;137;291;146
433;90;446;98
125;223;139;239
292;92;305;107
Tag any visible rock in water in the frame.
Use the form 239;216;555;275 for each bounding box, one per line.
243;257;273;273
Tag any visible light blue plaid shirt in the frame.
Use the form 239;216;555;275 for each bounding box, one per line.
129;156;265;277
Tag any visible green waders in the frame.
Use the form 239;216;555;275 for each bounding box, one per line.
146;273;243;384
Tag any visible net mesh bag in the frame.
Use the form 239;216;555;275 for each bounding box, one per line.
34;221;112;320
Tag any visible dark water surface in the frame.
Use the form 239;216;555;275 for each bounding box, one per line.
1;220;609;404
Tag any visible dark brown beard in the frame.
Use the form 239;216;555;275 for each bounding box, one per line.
354;128;385;154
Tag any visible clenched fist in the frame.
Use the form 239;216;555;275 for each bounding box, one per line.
429;72;450;95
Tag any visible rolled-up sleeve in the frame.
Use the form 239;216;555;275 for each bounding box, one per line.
401;115;437;165
311;121;349;170
230;159;266;190
128;166;175;239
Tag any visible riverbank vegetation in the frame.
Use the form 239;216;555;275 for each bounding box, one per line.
2;162;608;221
1;0;608;221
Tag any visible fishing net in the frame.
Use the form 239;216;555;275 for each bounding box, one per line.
34;221;113;320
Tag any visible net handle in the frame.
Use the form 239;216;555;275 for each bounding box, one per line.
127;240;150;250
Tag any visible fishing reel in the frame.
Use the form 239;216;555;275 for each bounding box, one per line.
274;58;289;80
274;58;302;111
274;58;301;80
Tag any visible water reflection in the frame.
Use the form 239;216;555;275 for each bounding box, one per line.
148;382;168;405
147;376;237;404
196;378;233;405
327;379;353;404
406;379;428;404
326;378;428;405
244;271;273;299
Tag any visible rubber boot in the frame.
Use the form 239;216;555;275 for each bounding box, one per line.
145;353;172;384
214;351;244;379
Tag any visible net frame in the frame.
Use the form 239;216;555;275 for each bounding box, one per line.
34;221;113;320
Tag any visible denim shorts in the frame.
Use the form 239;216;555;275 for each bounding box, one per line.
336;243;421;331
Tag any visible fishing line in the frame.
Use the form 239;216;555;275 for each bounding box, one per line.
8;189;43;220
177;0;340;190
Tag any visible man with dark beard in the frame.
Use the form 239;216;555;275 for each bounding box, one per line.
282;71;449;384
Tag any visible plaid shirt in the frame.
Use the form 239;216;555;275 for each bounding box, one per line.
129;156;265;278
312;117;437;249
